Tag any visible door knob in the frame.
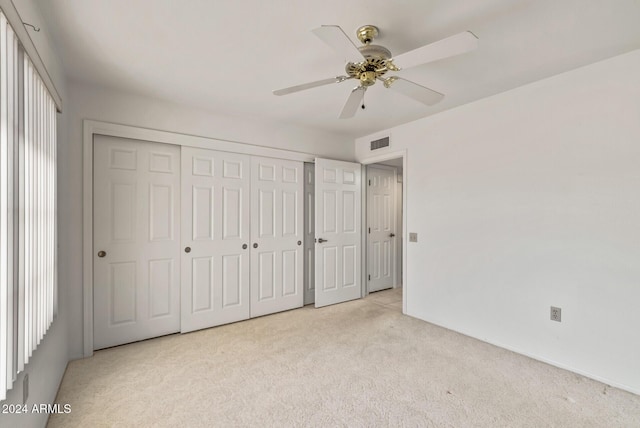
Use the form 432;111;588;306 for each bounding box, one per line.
317;238;327;243
242;244;248;249
97;251;107;258
297;240;302;246
389;233;396;238
184;247;191;253
253;243;258;248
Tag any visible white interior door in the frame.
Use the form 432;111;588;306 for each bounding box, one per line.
314;158;362;307
93;135;180;349
181;147;250;333
367;165;397;292
303;163;315;305
250;157;304;317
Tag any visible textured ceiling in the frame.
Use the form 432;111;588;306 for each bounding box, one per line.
37;0;640;138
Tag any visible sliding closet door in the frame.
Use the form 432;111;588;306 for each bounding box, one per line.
250;157;304;317
93;136;181;349
181;147;251;333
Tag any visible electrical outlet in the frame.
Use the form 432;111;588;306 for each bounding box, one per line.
550;306;562;322
409;233;418;242
23;374;29;404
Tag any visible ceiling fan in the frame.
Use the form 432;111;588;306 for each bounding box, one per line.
273;25;478;119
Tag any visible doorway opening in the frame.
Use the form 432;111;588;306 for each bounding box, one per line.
365;157;403;311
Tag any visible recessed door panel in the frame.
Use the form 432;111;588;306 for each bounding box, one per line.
222;254;242;307
314;158;362;308
259;189;275;238
282;191;297;237
149;259;173;318
109;261;136;325
192;256;213;313
150;184;173;241
342;191;356;233
258;251;276;301
94;135;180;350
282;250;297;296
109;148;136;170
322;246;338;291
223;187;242;239
343;245;357;287
322;190;337;233
250;157;304;318
192;186;214;240
110;183;136;242
149;152;174;173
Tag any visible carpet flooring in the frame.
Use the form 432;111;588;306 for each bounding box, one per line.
48;288;640;427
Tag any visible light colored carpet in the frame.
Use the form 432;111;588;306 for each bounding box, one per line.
49;288;640;427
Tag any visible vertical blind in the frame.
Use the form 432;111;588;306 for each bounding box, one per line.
0;10;57;401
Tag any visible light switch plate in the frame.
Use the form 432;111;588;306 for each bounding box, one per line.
409;233;418;242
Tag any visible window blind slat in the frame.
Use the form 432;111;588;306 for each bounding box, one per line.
0;13;10;401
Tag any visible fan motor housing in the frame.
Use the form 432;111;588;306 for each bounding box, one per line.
345;44;393;85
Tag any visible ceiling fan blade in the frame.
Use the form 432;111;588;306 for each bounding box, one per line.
339;86;366;119
273;76;351;96
385;77;444;106
392;31;478;70
312;25;364;62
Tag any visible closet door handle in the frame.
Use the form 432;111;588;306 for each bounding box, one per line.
389;233;395;238
97;251;107;258
317;238;327;243
242;244;248;250
184;247;191;253
297;241;302;246
253;243;258;249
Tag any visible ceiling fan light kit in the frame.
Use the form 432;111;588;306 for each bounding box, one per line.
273;24;478;119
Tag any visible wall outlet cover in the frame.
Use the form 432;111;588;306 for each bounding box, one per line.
550;306;562;322
409;233;418;242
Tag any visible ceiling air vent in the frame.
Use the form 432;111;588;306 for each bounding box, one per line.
370;136;390;151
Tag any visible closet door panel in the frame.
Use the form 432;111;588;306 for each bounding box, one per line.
181;147;250;333
250;157;304;318
93;136;180;350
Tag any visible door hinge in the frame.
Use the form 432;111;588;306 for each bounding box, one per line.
368;179;371;186
368;274;371;281
368;227;371;233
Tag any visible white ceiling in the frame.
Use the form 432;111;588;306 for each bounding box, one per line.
38;0;640;138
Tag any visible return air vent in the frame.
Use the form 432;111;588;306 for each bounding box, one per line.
370;136;390;151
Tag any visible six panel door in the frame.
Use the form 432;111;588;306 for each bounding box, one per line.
314;158;362;308
367;165;396;292
93;135;181;349
180;147;251;333
250;157;304;317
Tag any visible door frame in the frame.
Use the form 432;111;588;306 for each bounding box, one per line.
359;150;407;314
82;120;315;357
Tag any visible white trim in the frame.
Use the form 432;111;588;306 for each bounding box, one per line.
82;120;319;356
82;122;93;357
85;120;316;162
358;149;407;315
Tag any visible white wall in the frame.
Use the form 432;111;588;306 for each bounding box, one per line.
64;81;355;358
355;49;640;394
0;1;69;427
